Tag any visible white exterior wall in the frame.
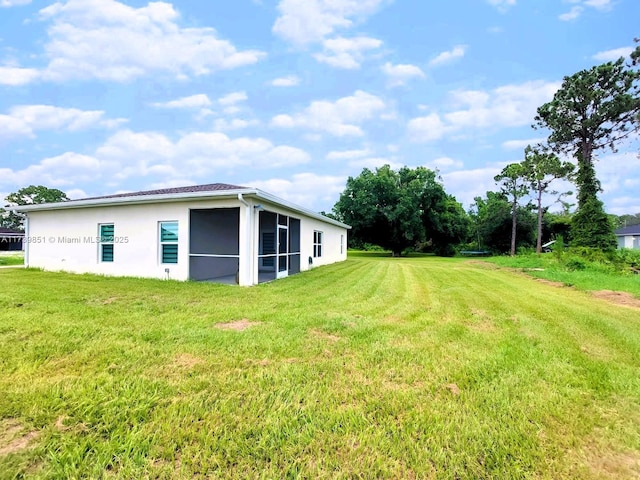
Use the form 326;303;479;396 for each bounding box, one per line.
300;215;347;269
619;235;639;249
25;197;348;285
26;199;245;282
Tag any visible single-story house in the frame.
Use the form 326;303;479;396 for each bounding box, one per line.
615;224;640;250
0;227;24;251
12;183;350;286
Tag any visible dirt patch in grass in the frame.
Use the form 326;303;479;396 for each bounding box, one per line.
592;290;640;310
172;353;205;368
54;415;68;431
468;320;497;334
0;419;39;456
536;278;566;288
86;296;120;306
466;308;497;333
584;448;640;478
466;260;499;269
151;453;183;471
444;383;461;396
579;344;614;361
213;319;261;331
310;329;341;342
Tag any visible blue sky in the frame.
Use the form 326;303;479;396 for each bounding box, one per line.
1;0;638;215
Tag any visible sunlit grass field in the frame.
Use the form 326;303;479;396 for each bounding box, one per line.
485;253;640;299
0;252;24;266
1;253;639;478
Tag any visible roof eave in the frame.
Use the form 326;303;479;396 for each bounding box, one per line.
254;189;351;229
10;188;352;229
10;188;258;212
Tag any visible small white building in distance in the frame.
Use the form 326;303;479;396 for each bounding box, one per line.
615;224;640;250
14;183;350;286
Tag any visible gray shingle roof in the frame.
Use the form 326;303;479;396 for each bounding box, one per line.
615;224;640;235
79;183;248;201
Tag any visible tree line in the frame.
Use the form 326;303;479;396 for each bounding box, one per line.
333;43;640;256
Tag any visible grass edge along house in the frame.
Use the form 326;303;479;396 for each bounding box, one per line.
12;183;350;286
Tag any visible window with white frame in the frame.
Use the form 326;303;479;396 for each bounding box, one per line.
313;230;323;258
99;223;114;262
159;221;178;264
341;234;344;254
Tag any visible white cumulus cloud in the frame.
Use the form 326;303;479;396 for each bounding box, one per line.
218;92;248;106
272;0;386;45
152;94;212;109
408;80;560;143
486;0;516;11
429;45;467;67
326;149;372;161
501;137;546;150
592;46;633;62
314;36;382;69
251;172;347;211
381;62;425;87
271;75;300;87
0;105;119;141
407;113;450;142
93;128;310;180
271;90;386;137
559;0;613;21
18;0;265;83
1;0;31;6
0;66;40;85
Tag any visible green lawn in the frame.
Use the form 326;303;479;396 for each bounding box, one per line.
0;253;24;266
484;253;640;300
1;253;639;479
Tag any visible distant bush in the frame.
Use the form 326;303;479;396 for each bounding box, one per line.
548;246;640;275
617;248;640;269
361;243;387;252
565;257;587;271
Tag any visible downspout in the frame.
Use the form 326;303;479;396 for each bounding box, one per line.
24;214;29;267
237;194;252;286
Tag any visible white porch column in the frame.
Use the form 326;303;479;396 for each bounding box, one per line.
237;194;254;286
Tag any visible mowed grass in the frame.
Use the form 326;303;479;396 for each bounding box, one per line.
485;254;640;299
1;253;639;479
0;253;24;266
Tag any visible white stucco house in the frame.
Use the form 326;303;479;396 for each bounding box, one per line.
13;183;350;286
615;224;640;250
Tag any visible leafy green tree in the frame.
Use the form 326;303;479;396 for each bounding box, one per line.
521;146;575;253
471;191;536;254
333;165;466;256
534;56;640;250
1;185;69;231
543;211;572;243
494;163;530;256
571;195;617;250
423;194;470;256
